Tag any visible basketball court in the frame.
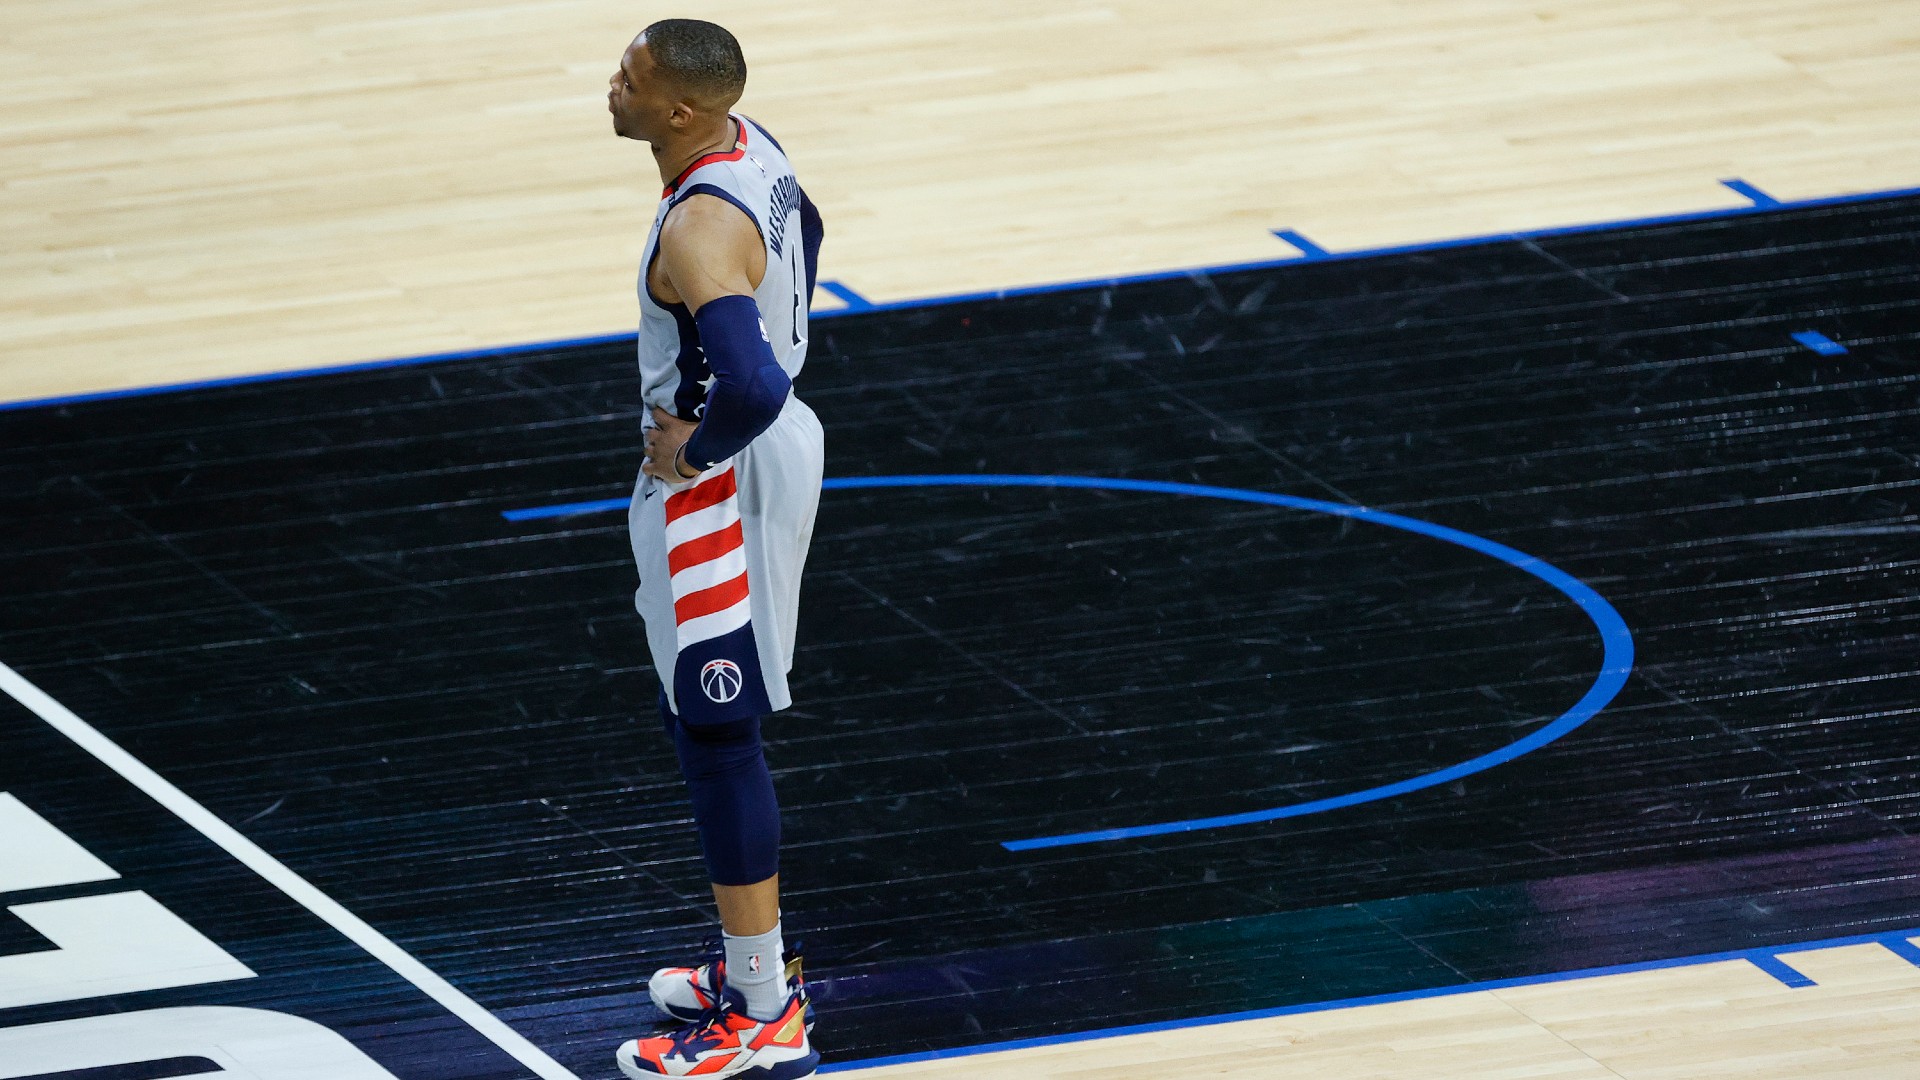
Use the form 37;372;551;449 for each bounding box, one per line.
3;2;1919;1077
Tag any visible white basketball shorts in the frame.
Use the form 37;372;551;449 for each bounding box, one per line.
628;395;823;722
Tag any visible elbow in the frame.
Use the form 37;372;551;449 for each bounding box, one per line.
748;364;793;428
683;363;791;470
682;294;793;469
721;363;789;443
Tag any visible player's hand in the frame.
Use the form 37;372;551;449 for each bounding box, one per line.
642;406;702;483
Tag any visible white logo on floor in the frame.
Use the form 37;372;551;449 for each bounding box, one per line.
0;792;399;1078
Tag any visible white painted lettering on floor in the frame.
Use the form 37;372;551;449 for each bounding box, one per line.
0;793;120;893
0;1006;400;1079
0;891;255;1010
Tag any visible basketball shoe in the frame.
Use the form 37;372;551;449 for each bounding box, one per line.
616;987;817;1080
649;944;812;1030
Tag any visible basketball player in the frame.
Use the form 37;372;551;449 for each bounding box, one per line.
606;19;825;1080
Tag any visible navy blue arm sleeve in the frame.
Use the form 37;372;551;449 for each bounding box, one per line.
681;293;793;471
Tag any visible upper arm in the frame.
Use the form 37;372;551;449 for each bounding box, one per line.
657;195;767;313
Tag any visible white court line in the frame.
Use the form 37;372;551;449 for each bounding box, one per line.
0;660;583;1080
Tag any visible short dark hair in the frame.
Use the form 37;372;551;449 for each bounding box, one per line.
641;19;747;107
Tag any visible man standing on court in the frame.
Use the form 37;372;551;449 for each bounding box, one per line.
606;19;825;1080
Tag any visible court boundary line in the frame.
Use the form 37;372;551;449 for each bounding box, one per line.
0;660;584;1080
817;926;1920;1072
3;179;1917;416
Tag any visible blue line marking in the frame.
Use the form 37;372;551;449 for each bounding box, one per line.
1880;934;1920;969
0;331;633;415
4;180;1919;413
1792;330;1850;356
815;923;1919;1072
1748;952;1817;988
1721;178;1782;208
501;497;632;521
1272;229;1331;259
818;280;873;310
806;181;1920;316
501;473;1635;851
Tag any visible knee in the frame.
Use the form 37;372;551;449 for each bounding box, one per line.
678;716;760;746
668;713;764;779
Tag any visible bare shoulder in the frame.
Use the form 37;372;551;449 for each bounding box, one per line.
659;193;759;251
657;194;765;307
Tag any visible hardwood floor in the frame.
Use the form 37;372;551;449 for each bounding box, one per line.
3;0;1916;402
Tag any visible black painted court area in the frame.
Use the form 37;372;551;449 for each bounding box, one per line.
4;195;1920;1077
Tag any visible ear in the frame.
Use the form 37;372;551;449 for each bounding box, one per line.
667;100;697;132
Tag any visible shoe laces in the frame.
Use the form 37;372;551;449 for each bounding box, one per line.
659;936;724;999
666;1000;749;1059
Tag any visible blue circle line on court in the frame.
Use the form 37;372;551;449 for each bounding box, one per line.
501;474;1636;852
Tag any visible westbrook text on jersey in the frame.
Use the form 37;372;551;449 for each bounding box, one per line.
768;175;801;259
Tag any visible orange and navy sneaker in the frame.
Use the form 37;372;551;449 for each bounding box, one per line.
649;947;813;1031
616;988;818;1080
647;951;727;1021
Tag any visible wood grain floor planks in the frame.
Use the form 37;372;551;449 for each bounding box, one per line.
4;0;1918;401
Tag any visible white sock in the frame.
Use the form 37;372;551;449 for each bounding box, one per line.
723;922;787;1021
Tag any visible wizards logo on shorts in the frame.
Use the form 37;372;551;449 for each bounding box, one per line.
700;658;744;703
663;463;773;722
675;625;770;722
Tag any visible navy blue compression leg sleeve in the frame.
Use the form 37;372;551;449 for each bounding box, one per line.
665;707;781;887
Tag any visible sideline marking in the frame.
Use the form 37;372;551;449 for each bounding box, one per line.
1881;935;1920;969
818;280;873;310
814;923;1920;1073
1748;953;1816;988
4;181;1918;414
1271;229;1331;259
1721;178;1782;208
0;661;583;1080
502;474;1635;852
0;332;630;415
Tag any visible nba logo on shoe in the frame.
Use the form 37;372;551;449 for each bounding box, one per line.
700;658;744;703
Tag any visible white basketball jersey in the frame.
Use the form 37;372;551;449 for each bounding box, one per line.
636;115;810;420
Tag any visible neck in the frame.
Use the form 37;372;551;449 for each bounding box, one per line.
652;115;735;187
